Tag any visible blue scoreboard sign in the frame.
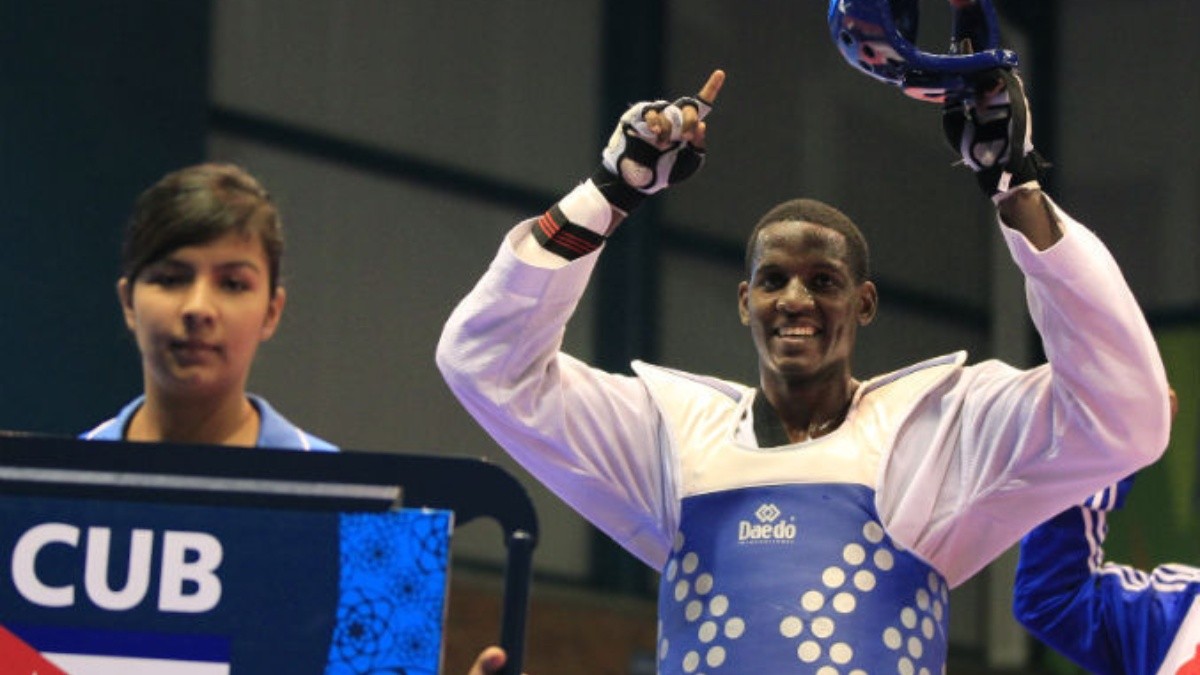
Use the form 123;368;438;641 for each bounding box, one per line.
0;435;497;675
1;496;451;674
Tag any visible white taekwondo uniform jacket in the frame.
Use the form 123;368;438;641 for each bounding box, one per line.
437;182;1170;674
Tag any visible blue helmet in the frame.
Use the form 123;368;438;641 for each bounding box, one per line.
828;0;1018;103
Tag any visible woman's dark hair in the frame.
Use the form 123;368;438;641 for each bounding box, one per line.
121;163;284;295
743;198;870;283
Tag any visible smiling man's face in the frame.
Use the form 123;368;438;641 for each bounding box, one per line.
738;220;877;388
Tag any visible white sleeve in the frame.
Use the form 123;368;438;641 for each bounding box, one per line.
436;213;675;569
880;200;1171;587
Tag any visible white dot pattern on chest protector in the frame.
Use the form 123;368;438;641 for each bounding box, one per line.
879;575;950;674
660;517;944;673
660;532;749;675
660;483;952;674
776;518;931;671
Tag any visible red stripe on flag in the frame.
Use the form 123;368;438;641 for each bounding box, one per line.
0;625;69;675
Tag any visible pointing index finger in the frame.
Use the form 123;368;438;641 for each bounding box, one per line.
698;69;726;105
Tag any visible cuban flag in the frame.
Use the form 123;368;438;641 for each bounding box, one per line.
1160;596;1200;674
1;624;230;674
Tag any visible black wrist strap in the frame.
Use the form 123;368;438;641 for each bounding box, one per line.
590;165;646;214
533;203;606;260
978;150;1050;197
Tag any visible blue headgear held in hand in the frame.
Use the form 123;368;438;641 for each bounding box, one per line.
829;0;1018;103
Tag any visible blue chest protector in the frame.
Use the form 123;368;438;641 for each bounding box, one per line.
658;483;949;675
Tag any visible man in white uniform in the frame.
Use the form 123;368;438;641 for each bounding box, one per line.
437;68;1171;674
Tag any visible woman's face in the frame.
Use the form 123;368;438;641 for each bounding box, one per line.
119;230;285;401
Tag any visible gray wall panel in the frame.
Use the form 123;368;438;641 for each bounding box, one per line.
1059;0;1199;310
211;0;603;193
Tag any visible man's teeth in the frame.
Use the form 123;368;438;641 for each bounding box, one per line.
779;326;817;337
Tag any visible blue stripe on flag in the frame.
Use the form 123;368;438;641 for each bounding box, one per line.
9;624;229;662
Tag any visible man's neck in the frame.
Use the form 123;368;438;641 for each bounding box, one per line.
759;375;859;443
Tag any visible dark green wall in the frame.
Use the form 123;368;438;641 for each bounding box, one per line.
1;2;210;433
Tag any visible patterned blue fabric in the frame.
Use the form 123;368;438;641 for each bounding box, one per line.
328;510;452;675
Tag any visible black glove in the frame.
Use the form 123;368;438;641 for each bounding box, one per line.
591;95;712;213
943;68;1049;200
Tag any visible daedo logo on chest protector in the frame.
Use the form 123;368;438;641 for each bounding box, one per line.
737;502;797;544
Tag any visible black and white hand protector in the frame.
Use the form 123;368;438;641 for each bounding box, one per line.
942;69;1050;201
591;95;713;214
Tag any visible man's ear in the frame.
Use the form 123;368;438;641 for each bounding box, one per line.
260;286;287;341
737;281;750;325
117;278;136;331
857;280;878;326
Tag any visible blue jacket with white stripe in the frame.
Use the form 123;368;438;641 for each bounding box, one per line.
1014;476;1200;675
